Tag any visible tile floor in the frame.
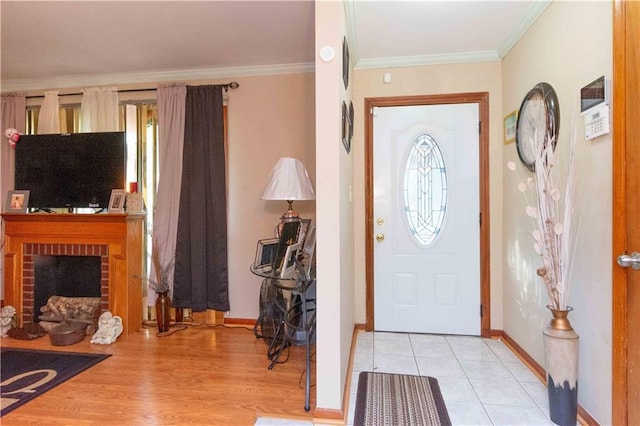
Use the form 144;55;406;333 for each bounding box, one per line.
347;331;555;426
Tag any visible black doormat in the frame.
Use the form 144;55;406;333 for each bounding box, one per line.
0;347;111;416
354;371;452;426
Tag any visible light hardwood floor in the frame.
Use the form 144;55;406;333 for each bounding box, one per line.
1;322;316;425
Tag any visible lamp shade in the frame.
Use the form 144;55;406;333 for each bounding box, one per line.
261;157;315;201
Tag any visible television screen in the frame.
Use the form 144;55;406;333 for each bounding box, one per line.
15;132;126;210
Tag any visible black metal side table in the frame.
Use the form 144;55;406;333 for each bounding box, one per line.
250;259;316;411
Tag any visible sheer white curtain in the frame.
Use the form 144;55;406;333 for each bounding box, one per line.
148;83;186;304
37;90;60;134
1;93;26;299
80;87;119;132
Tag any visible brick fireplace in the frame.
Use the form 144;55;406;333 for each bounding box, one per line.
22;243;110;325
2;213;145;336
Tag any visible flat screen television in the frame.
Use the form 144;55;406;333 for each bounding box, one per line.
15;132;126;210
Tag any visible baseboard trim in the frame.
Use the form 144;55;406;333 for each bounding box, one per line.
313;326;365;423
496;330;546;382
312;408;344;423
222;317;256;326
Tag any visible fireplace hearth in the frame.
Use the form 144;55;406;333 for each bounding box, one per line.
25;249;106;326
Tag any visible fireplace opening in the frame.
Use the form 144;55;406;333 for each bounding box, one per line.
33;255;101;322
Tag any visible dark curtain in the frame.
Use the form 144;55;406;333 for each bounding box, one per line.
173;85;229;312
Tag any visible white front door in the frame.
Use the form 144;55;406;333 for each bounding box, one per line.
373;103;480;335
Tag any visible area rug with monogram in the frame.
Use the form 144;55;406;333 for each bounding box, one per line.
354;371;451;426
0;347;111;416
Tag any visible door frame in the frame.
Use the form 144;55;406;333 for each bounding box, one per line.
364;93;491;337
612;0;638;423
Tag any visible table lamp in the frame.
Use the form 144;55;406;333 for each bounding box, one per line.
261;157;315;222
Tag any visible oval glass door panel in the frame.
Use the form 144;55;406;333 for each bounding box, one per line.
403;134;447;246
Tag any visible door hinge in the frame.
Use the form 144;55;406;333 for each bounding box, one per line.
478;121;481;134
480;304;484;317
479;212;482;226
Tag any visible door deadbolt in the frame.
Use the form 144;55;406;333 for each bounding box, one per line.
377;217;384;225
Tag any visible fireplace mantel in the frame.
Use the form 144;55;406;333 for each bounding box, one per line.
2;213;145;336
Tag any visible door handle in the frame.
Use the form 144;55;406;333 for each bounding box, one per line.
617;252;640;270
376;233;385;243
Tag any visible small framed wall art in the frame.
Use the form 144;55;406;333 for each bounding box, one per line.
5;190;29;213
342;36;350;90
108;189;126;212
348;101;354;142
504;110;517;144
342;101;352;154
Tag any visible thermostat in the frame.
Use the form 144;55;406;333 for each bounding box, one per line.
583;104;610;140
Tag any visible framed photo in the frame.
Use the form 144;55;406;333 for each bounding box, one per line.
304;242;316;277
296;218;312;247
302;225;315;257
5;190;29;213
254;237;279;273
504;110;517;144
280;242;301;279
348;101;354;142
273;220;301;273
342;101;351;154
342;36;350;90
108;189;126;212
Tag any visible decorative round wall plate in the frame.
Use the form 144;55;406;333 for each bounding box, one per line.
515;82;560;172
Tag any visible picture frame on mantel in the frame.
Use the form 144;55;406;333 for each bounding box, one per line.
5;190;29;213
108;189;126;212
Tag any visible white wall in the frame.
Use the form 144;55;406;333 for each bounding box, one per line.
314;0;355;412
501;2;612;423
224;73;316;321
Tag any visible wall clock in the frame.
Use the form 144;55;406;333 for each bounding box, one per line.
515;82;560;172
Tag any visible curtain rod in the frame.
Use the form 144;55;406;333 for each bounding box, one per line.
25;81;240;99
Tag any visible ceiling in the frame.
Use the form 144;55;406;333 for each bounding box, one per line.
0;1;549;92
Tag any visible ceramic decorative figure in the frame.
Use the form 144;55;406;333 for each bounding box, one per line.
1;305;16;337
90;311;123;344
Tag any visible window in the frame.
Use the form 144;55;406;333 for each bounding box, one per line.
403;134;447;246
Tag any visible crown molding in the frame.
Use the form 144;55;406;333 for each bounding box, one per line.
354;50;500;70
497;0;552;58
1;62;315;93
344;0;359;68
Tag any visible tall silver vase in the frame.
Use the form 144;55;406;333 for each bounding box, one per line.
543;306;579;426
